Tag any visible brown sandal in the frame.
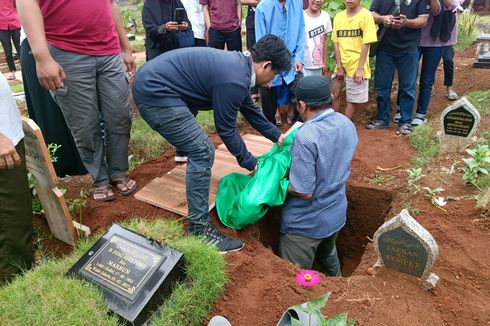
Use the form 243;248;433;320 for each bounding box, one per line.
110;177;137;196
93;185;115;202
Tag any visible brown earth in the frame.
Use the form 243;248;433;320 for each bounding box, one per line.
34;44;490;325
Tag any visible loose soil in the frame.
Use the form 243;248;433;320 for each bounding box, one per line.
34;44;490;325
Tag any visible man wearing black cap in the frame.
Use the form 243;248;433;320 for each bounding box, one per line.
279;75;358;276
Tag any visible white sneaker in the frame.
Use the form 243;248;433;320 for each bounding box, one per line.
175;155;188;163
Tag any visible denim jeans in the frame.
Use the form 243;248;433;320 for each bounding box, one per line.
136;103;214;235
375;48;419;125
442;45;454;86
416;46;445;117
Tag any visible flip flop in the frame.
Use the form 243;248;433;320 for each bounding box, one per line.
447;90;458;101
111;177;137;196
93;185;115;202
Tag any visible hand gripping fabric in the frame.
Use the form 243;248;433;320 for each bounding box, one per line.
216;128;299;229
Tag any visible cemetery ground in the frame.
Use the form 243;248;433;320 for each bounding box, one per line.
1;45;490;325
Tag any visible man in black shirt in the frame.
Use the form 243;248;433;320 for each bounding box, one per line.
366;0;429;135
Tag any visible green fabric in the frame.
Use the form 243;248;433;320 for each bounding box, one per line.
216;128;298;229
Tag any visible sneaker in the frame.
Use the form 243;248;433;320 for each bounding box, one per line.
203;225;244;253
366;120;389;129
175;155;188;163
399;123;412;135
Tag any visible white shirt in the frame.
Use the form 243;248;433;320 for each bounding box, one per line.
303;10;332;69
181;0;206;40
0;74;23;146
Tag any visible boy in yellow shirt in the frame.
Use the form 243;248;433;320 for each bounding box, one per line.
331;0;377;120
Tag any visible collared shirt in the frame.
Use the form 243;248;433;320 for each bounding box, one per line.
255;0;305;86
0;74;24;146
0;0;21;31
281;109;358;239
244;50;256;88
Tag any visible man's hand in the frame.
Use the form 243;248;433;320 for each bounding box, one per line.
165;21;179;32
382;15;395;27
391;14;408;29
353;68;364;84
277;133;286;147
335;66;345;79
248;163;257;176
122;50;136;78
294;61;303;72
36;56;65;90
0;134;21;170
179;21;189;31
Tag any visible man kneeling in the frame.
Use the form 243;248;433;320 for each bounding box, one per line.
132;34;290;253
279;76;358;276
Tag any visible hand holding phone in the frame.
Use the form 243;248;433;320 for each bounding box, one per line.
174;8;185;25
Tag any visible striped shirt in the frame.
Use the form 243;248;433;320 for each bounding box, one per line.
281;109;358;239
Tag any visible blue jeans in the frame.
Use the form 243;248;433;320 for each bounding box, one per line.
136;103;214;235
416;46;445;117
375;48;419;124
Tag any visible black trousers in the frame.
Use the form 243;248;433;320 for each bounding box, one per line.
245;7;256;50
442;45;454;87
0;140;33;284
208;27;242;51
0;28;21;72
259;72;303;125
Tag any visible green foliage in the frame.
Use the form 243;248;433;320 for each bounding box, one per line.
10;82;24;94
291;292;355;326
462;144;490;188
120;4;144;35
409;123;440;166
0;219;226;326
466;90;490;116
455;11;478;50
422;186;445;205
406;167;425;194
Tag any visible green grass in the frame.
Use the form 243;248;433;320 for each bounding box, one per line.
455;31;478;51
466;89;490;116
10;82;24;93
409;123;440;167
0;218;227;326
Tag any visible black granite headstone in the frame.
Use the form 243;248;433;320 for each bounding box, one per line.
443;106;475;137
67;224;185;325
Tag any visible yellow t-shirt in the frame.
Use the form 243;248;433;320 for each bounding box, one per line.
331;8;377;79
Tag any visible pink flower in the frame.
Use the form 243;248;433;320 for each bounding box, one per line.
295;270;321;287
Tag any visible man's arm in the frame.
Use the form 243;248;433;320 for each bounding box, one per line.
287;184;312;199
111;0;136;77
293;10;306;71
333;42;344;78
236;0;242;24
392;14;428;29
254;4;267;41
239;94;282;143
353;44;370;84
16;0;65;90
240;0;259;5
202;4;211;43
322;33;329;75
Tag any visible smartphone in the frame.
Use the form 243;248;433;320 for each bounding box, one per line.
175;8;185;24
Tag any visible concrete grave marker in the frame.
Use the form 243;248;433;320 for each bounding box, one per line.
436;97;481;153
22;117;89;245
373;209;439;290
67;224;185;325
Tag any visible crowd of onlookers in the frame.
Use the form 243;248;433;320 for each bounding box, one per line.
0;0;464;284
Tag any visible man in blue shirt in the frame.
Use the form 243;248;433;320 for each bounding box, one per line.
255;0;305;125
132;35;291;253
280;76;358;276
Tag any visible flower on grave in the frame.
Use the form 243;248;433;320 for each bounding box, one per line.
295;269;321;287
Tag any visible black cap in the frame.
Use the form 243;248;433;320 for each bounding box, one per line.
296;75;332;105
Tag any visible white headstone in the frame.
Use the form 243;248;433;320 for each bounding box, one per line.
437;97;481;153
373;209;439;290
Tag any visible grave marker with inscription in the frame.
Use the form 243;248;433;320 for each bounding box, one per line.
373;209;439;290
67;224;185;325
437;97;481;153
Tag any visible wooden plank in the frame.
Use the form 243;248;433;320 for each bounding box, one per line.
135;133;279;216
22;117;82;246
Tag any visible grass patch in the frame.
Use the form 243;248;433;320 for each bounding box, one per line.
10;82;24;94
466;89;490;116
0;218;227;326
409;123;440;167
455;31;477;51
129;116;171;169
